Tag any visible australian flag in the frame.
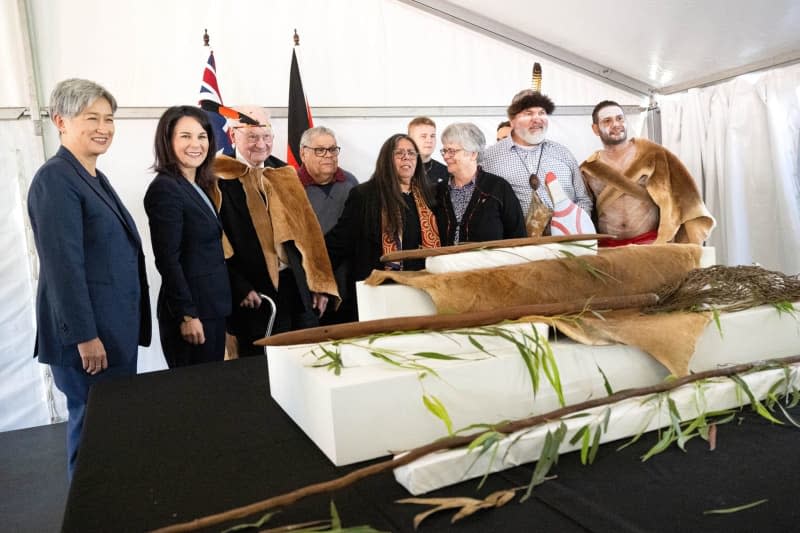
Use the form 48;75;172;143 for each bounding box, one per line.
198;51;234;156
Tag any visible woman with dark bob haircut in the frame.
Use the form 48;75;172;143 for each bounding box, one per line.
325;133;440;320
144;106;231;367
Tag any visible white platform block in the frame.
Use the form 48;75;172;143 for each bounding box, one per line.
394;365;800;495
393;302;800;493
424;241;597;274
356;281;436;321
269;302;800;470
268;322;550;466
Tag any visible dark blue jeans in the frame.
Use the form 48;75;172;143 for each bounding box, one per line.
50;357;137;480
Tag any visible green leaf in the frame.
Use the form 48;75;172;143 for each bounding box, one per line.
330;500;342;529
468;335;494;357
538;334;565;407
411;351;462;360
601;407;611;432
729;375;784;425
703;498;768;515
587;425;602;464
568;425;589;446
711;308;723;339
617;405;659;451
220;511;279;532
467;430;503;452
580;425;591;465
422;394;454;435
596;364;614;396
641;426;676;461
521;423;567;502
476;437;502;490
775;402;800;428
667;398;688;450
772;300;797;318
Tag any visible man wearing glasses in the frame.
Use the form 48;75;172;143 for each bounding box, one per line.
213;106;338;356
298;126;359;233
298;126;358;324
230;105;286;169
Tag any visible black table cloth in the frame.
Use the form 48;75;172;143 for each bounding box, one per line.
63;356;800;532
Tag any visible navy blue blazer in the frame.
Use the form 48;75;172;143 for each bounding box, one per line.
144;172;231;321
27;146;152;369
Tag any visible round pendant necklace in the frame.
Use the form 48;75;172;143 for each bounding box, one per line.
514;144;546;191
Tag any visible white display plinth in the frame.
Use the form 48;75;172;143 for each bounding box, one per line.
356;281;436;321
395;365;800;494
393;302;800;493
268;302;800;469
424;241;597;274
268;322;550;466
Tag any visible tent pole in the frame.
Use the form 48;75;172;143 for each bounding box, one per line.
17;0;47;149
646;95;662;145
17;0;64;425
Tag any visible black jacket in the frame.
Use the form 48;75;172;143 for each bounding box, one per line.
326;179;431;280
144;172;231;321
325;181;386;283
434;168;526;245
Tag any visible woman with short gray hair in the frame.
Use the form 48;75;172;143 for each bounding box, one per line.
27;78;151;478
434;122;526;245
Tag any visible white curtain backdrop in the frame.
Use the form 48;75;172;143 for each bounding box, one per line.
661;63;800;275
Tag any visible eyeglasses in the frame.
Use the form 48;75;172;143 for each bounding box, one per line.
440;148;464;157
241;133;273;145
393;149;418;159
303;145;341;156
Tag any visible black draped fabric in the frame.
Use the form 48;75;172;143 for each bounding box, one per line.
63;357;800;532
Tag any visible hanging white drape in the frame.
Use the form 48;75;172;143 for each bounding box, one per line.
661;63;800;274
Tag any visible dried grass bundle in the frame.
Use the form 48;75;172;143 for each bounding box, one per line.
646;265;800;314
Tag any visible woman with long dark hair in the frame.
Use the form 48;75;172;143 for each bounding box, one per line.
144;106;231;367
325;133;440;320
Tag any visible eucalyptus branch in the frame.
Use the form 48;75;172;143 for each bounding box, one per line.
151;353;800;533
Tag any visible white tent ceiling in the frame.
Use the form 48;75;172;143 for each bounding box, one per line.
409;0;800;95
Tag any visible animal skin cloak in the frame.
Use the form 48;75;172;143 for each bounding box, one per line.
210;156;340;306
580;138;715;244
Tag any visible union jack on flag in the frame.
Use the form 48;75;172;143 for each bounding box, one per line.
198;51;234;156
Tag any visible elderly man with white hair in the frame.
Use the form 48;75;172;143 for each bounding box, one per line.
229;105;286;169
211;106;338;356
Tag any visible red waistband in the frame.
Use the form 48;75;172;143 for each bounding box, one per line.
598;230;658;248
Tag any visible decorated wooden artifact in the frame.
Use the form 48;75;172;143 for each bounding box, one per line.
545;171;596;236
379;233;611;263
256;293;658;346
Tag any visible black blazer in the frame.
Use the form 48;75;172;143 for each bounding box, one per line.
434;167;526;245
144;172;231;321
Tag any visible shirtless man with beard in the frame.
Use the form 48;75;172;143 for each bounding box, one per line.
580;100;714;246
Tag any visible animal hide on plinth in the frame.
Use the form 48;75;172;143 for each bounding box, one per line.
366;244;707;376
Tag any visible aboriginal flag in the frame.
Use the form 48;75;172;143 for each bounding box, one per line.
287;48;313;169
